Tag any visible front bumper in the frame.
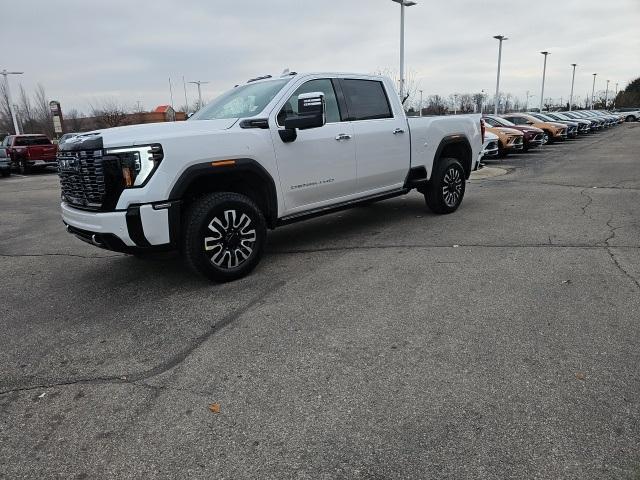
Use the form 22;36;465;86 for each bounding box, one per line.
61;201;180;253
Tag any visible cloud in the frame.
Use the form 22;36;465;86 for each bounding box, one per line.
4;0;639;112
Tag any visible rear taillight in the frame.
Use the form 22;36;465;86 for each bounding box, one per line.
480;119;486;142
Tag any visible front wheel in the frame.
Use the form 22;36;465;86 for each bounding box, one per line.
182;192;266;282
542;131;550;145
626;115;636;122
424;157;466;214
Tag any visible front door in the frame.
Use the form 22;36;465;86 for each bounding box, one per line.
270;78;356;215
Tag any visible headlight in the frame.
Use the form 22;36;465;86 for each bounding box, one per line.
104;144;163;187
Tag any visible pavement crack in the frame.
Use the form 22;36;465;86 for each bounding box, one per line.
605;247;640;291
580;188;594;216
0;280;287;396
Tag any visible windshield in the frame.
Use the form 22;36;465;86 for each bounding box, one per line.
486;116;515;127
190;78;291;121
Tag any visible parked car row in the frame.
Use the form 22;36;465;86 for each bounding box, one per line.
479;109;626;161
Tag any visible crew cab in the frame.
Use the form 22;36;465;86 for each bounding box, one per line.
2;134;57;173
58;72;482;281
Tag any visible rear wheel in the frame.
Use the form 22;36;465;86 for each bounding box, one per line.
19;160;31;175
424;157;466;214
626;115;636;122
182;192;266;282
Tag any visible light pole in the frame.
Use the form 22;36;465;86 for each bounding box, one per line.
569;63;577;111
539;51;550;112
590;73;597;110
614;82;618;109
493;35;508;114
188;80;209;110
525;91;532;111
391;0;417;102
604;79;610;110
419;89;423;116
1;69;24;135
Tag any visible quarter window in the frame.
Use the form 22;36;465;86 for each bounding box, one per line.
278;79;341;125
342;79;392;121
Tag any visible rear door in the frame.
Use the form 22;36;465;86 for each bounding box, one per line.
339;78;410;193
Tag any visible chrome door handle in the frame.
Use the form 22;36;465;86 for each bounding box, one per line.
335;133;352;141
393;128;405;134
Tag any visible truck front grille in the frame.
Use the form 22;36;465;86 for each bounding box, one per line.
58;150;106;210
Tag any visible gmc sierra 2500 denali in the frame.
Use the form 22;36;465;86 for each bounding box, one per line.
58;72;483;281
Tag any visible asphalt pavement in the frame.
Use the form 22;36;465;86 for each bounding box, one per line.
1;124;639;479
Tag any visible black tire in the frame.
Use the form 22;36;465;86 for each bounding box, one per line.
424;157;466;214
542;131;552;145
182;192;266;282
626;115;635;122
1;169;10;177
19;160;31;175
497;143;508;158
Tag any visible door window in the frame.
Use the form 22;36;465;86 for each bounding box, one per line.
341;79;392;121
278;79;341;125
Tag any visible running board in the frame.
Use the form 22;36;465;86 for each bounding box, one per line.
276;188;409;226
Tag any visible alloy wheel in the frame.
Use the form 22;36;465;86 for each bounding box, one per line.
204;209;256;269
442;167;463;208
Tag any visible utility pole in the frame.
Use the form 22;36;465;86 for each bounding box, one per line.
168;77;175;111
391;0;417;102
1;69;24;135
188;80;210;110
614;82;618;109
569;63;577;111
419;89;423;116
539;51;550;112
493;35;508;114
182;76;189;113
591;73;597;110
604;79;610;110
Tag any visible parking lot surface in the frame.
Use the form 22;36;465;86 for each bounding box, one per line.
1;124;639;479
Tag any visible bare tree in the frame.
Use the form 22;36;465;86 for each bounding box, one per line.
65;109;85;132
424;95;447;115
89;98;130;128
372;67;419;107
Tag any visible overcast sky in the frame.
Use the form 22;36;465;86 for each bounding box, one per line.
4;0;639;112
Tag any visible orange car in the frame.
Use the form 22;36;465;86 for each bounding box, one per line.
501;113;567;144
483;124;524;158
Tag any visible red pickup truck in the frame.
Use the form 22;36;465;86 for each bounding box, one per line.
2;134;58;174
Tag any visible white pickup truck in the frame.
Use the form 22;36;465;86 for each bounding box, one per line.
58;72;483;281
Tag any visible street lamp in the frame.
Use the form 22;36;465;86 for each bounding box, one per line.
525;91;534;111
569;63;577;111
591;73;597;110
392;0;417;102
0;69;24;135
604;79;610;110
493;35;508;114
188;80;210;110
539;51;550;112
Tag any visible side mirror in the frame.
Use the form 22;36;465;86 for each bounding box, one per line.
283;92;326;130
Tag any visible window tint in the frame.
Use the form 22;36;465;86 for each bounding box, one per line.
342;79;392;121
484;118;500;127
278;79;341;124
14;136;51;146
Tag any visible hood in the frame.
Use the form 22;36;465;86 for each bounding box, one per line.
80;119;238;149
497;127;523;136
